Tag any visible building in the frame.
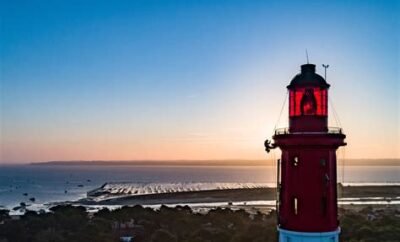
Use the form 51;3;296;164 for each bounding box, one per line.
112;219;144;242
265;64;346;242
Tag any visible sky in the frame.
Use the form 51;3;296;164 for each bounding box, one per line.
0;0;399;163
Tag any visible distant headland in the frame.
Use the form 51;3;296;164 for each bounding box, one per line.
30;159;399;166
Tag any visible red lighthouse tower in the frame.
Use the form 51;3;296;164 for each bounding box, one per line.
266;64;346;242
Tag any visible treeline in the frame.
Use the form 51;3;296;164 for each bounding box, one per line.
0;205;399;242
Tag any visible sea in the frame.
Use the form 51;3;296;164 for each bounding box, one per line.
0;164;399;211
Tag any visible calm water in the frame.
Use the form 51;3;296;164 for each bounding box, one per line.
0;165;399;209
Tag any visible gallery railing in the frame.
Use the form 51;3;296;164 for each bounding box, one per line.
274;127;343;135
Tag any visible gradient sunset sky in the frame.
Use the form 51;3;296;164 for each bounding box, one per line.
1;0;399;163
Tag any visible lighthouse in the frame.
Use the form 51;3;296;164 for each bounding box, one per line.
265;64;346;242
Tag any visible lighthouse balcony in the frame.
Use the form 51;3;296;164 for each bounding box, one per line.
273;126;346;148
274;127;343;135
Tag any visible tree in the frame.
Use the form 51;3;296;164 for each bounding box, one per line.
150;229;177;242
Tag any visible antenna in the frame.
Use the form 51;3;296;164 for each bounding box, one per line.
305;49;309;64
322;64;329;80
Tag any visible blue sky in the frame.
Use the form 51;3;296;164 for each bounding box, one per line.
1;0;399;162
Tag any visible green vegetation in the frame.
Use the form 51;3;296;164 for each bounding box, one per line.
340;206;400;242
0;206;399;242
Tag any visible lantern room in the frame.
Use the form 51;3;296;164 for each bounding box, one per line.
288;64;330;133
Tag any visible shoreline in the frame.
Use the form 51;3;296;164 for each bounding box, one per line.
3;183;399;215
5;185;399;216
80;188;274;205
77;184;400;206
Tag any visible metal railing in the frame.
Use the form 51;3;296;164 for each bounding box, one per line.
274;127;343;135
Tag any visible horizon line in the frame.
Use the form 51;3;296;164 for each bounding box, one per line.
0;158;398;166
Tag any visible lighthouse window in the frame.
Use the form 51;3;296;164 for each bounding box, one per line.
293;197;298;215
320;159;326;166
293;157;299;166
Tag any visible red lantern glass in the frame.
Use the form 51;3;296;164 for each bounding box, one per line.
289;87;327;117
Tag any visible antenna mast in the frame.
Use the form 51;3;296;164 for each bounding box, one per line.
322;64;329;80
305;49;309;64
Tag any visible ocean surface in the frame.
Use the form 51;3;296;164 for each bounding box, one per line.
0;164;399;210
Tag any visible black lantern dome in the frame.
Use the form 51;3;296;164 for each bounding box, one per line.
287;64;330;89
